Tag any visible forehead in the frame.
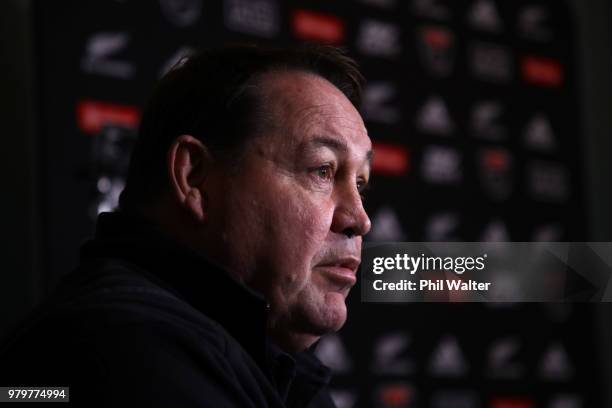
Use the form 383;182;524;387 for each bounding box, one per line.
256;71;371;153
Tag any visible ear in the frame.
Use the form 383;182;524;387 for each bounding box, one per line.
167;135;212;223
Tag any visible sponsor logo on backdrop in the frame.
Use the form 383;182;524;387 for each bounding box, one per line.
159;0;202;27
371;332;415;375
370;206;407;241
421;146;462;184
524;114;556;151
159;46;195;77
412;0;450;20
430;390;479;408
89;125;136;217
425;212;460;241
90;125;135;174
360;0;397;9
533;223;563;242
81;32;134;79
548;394;583;408
490;398;535;408
479;148;514;201
362;81;401;124
92;176;125;216
469;42;513;83
417;25;456;77
470;101;507;140
292;9;345;44
481;218;510;241
314;334;352;374
371;142;410;176
538;342;573;381
224;0;280;37
527;161;569;203
521;56;564;88
428;336;468;377
518;5;553;42
375;383;416;408
356;19;402;58
467;0;503;33
416;96;455;135
487;337;523;380
329;390;357;408
76;100;140;135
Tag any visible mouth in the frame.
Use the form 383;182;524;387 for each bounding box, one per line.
315;257;360;290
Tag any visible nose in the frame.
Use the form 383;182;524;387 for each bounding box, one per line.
331;183;371;238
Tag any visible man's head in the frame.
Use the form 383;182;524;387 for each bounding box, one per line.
120;45;372;352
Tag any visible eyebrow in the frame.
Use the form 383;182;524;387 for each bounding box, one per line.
305;136;373;164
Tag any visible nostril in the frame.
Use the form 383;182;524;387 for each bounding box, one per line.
344;228;355;238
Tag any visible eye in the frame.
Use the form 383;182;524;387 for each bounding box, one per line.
357;179;370;201
314;165;334;182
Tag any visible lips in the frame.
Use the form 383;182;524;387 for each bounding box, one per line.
315;257;360;288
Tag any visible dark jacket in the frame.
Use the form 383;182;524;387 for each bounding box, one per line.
0;212;336;407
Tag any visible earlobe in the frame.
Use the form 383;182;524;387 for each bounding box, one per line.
185;189;206;222
167;135;211;223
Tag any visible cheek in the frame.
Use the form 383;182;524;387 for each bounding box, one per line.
276;192;332;255
264;189;334;288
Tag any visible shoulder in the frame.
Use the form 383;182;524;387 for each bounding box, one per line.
0;258;260;406
1;257;237;373
57;258;230;347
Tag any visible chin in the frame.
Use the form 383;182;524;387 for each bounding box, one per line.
286;287;350;340
274;294;348;352
312;292;348;333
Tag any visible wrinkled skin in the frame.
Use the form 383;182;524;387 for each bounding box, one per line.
167;70;372;352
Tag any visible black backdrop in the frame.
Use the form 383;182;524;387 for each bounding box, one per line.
33;0;601;407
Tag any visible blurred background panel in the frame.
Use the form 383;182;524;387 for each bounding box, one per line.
1;0;611;407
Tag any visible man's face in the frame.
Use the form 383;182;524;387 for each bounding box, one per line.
212;71;372;350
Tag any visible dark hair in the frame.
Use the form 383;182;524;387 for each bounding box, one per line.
119;43;364;211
